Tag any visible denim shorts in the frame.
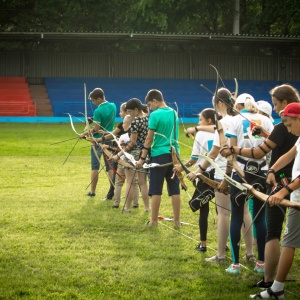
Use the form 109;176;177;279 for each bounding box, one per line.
91;141;113;171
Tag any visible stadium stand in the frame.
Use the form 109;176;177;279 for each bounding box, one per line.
45;77;300;119
0;77;36;116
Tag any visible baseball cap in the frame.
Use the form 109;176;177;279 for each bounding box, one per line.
125;98;148;110
282;103;300;117
235;93;255;105
257;100;274;123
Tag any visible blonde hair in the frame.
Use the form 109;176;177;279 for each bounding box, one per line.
123;115;133;124
244;98;258;113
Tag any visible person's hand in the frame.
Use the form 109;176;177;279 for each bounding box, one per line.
220;146;233;158
266;172;276;186
268;189;286;206
101;143;108;149
251;125;269;138
136;159;144;169
112;155;119;162
173;164;183;173
218;179;229;194
187;172;197;181
79;132;87;139
186;127;196;134
98;129;106;134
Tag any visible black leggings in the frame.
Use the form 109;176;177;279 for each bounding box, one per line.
191;178;212;241
198;202;209;241
230;173;267;263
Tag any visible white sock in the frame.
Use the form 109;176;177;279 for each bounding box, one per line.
256;281;284;298
271;280;284;292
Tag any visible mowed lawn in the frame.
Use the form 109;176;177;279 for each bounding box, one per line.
0;123;299;299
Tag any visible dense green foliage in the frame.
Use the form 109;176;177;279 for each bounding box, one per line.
1;0;300;35
0;123;299;299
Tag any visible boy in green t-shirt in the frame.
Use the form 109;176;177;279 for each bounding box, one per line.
137;89;181;227
80;88;116;198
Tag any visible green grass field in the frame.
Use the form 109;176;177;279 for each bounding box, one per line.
0;123;299;299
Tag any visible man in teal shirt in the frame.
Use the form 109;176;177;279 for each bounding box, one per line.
137;89;181;227
80;88;116;198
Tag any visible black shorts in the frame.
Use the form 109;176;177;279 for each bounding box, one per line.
148;154;180;196
265;184;290;242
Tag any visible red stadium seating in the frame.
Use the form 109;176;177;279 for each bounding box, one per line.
0;77;36;116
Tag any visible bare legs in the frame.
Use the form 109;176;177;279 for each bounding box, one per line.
149;194;180;227
124;169;149;211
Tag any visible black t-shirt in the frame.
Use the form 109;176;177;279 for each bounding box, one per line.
268;122;298;177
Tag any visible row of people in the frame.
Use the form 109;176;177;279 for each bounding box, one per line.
185;84;299;299
80;84;300;299
80;88;182;226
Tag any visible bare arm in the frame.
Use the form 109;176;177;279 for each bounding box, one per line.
95;127;121;142
186;145;221;180
186;124;215;135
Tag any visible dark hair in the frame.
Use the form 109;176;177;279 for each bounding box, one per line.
125;98;148;113
89;88;105;100
200;108;219;124
270;84;300;104
145;89;164;103
213;87;236;116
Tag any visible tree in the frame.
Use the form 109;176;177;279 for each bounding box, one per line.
0;0;299;35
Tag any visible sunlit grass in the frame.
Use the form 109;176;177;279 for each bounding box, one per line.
0;123;299;299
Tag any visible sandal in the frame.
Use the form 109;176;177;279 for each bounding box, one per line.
205;255;225;263
246;254;256;262
250;288;284;299
145;221;157;227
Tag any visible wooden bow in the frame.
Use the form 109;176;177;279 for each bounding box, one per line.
99;143;135;170
197;172;230;194
243;183;300;211
171;147;188;191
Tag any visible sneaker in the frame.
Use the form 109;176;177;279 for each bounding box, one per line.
254;263;265;274
255;278;273;289
112;205;119;208
225;264;240;274
87;192;96;197
195;244;207;253
205;255;225;263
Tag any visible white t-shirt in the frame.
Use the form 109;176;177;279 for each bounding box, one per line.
225;110;274;170
119;133;130;145
213;115;233;180
191;130;215;172
291;137;300;203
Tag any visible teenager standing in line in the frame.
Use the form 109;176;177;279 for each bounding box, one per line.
97;104;139;209
175;108;216;252
112;98;150;212
80;88;116;199
136;89;181;227
223;93;273;274
250;102;300;299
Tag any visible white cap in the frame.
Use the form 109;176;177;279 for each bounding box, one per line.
257;100;274;123
235;93;255;104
